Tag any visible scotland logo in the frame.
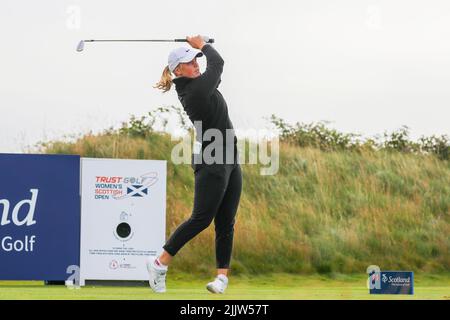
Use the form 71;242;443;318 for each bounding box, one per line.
126;185;148;197
367;265;414;295
113;172;158;200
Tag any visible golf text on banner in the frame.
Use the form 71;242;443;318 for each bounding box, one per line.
79;158;166;285
0;154;80;281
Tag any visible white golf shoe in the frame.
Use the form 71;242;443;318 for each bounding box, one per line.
146;256;168;293
206;274;228;294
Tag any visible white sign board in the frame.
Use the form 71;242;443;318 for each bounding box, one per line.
79;158;166;285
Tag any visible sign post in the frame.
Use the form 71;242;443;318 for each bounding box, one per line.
79;158;166;285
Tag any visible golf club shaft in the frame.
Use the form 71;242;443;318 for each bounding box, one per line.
83;38;214;43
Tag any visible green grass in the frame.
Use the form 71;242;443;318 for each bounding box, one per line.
1;273;449;300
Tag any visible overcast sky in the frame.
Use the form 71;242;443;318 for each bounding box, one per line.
0;0;449;152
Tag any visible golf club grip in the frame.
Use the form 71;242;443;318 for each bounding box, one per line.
174;38;215;43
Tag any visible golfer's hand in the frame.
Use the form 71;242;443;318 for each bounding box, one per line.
186;35;205;50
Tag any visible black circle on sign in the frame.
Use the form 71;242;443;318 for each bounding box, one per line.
116;222;131;238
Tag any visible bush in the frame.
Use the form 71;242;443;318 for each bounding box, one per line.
269;115;449;161
118;105;191;138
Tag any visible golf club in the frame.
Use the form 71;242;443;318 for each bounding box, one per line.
76;36;214;52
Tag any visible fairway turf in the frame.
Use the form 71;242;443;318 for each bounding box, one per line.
0;273;449;300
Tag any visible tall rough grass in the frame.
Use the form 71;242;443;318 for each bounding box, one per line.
37;128;450;275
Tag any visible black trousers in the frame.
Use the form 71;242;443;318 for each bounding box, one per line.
163;163;242;269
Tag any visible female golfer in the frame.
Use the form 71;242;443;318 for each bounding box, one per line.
147;35;242;294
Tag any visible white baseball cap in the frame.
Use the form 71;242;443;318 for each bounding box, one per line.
168;47;203;73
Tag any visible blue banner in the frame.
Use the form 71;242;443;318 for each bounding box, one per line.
369;271;414;295
0;153;80;281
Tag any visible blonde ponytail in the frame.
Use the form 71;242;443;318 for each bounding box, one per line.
154;65;173;92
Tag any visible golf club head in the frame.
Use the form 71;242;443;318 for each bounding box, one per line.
76;40;85;52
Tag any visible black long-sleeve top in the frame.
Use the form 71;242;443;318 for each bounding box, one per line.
173;44;237;165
